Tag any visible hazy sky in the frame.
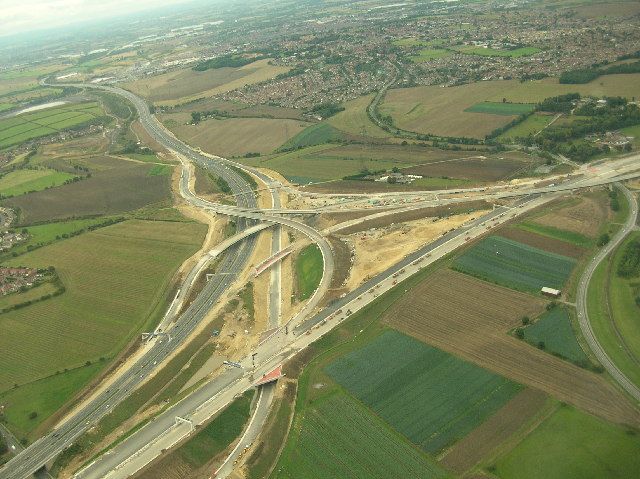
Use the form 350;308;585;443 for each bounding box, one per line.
0;0;190;36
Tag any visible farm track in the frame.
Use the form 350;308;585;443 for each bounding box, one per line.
385;269;640;427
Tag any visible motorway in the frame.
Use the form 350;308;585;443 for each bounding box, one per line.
0;83;266;479
4;81;638;479
576;184;640;402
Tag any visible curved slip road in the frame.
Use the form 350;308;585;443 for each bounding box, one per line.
576;184;640;403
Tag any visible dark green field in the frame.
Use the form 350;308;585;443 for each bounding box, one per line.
465;102;535;116
273;390;448;479
296;244;323;300
280;123;345;150
325;330;521;454
522;307;588;364
453;236;576;293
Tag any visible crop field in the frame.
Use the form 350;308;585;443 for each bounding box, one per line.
381;74;640;138
280;123;345;149
494;405;640;479
402;151;541;181
384;269;640;426
439;388;549;474
0;219;206;394
452;236;576;293
326;94;391;138
465;102;535;116
4;157;171;224
124;59;289;106
163;114;309;156
620;123;640;147
497;227;585;259
516;221;593;247
527;193;609;238
454;46;541;57
523;307;588;363
410;48;451;62
0;102;105;150
0;168;77;197
242;143;478;183
272;390;447;479
326;330;522;454
295;244;323;300
498;113;556;139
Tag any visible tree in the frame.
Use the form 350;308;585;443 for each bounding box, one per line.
521;316;530;325
191;112;202;124
597;233;610;246
28;411;38;420
537;341;546;350
515;328;524;339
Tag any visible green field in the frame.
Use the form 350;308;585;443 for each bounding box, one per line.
522;307;588;363
0;281;59;310
326;330;521;454
410;48;451;62
455;46;541;57
0;218;119;258
296;244;323;300
517;221;593;247
273;390;448;479
494;405;640;479
280;123;345;150
0;103;14;112
499;113;555;140
0;169;77;197
620;123;640;146
0;220;206;396
465;102;535;116
0;363;102;439
453;236;576;293
0;102;105;150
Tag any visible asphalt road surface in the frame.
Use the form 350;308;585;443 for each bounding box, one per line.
575;184;640;402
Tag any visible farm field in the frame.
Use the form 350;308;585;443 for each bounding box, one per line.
498;113;556;140
325;330;522;454
402;151;541;181
380;74;640;138
620;123;640;147
454;46;541;57
0;363;102;439
241;143;482;183
280;123;345;150
3;156;171;224
0;102;105;150
497;227;585;259
0;217;119;258
516;221;593;247
0;282;59;310
494;405;640;479
295;244;323;301
384;269;640;426
326;94;391;139
452;235;576;293
0;219;206;394
136;392;253;479
465;102;535;116
439;388;549;475
522;307;589;364
124;59;289;106
272;390;447;479
527;192;610;238
0;168;77;197
161;113;309;157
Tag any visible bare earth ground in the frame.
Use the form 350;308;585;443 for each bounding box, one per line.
344;212;481;290
385;269;640;427
439;388;549;473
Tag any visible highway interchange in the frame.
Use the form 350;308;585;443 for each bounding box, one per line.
2;82;640;479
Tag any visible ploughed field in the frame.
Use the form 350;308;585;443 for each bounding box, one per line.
384;269;640;426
